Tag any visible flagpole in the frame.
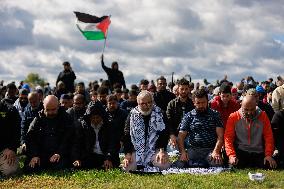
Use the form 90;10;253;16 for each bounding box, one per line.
171;72;174;91
102;38;107;55
101;15;111;56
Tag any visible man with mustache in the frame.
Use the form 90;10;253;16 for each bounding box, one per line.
13;88;29;120
123;90;170;171
225;95;277;169
166;78;194;150
24;95;74;173
67;94;86;129
20;92;43;154
177;89;224;168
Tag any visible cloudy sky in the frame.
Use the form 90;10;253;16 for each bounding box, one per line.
1;0;284;87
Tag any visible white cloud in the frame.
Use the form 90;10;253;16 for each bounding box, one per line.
1;18;25;29
1;0;284;87
33;19;71;41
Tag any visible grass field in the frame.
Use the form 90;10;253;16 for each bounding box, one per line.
1;168;284;189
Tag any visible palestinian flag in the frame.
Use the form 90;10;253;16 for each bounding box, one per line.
74;11;111;40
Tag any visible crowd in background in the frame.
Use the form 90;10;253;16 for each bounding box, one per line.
1;59;284;177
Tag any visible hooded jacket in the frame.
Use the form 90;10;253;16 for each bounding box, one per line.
56;70;76;93
101;59;126;89
225;108;274;158
71;101;118;163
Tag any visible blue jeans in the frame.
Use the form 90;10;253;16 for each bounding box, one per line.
173;148;223;168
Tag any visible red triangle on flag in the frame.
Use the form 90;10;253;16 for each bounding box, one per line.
96;17;111;37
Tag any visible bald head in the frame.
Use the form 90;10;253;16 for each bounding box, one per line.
242;95;257;107
44;95;58;106
241;95;257;119
28;91;39;99
43;95;59;118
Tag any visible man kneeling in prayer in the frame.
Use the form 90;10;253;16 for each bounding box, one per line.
177;89;224;168
123;90;170;171
0;100;21;176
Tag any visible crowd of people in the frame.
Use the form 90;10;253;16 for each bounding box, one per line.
1;58;284;177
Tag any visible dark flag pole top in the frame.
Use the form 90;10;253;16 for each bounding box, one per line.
171;72;174;91
102;15;111;56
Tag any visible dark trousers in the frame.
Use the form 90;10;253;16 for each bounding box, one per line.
81;153;120;169
234;149;265;169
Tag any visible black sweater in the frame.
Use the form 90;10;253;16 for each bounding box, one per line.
166;97;194;136
0;101;21;152
271;110;284;157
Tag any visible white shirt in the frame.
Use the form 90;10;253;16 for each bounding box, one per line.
91;122;103;155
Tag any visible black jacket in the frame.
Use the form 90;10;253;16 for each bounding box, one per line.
71;101;116;162
106;108;128;152
72;119;115;162
120;100;137;114
53;88;68;100
166;97;195;136
66;106;86;129
258;101;274;121
0;101;21;152
1;96;18;107
153;90;176;111
56;70;76;93
101;59;126;89
21;103;43;144
271;110;284;157
26;108;74;158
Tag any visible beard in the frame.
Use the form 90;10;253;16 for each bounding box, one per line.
196;107;207;114
75;108;85;115
46;113;57;119
138;106;153;116
242;109;255;119
20;101;28;108
179;93;188;99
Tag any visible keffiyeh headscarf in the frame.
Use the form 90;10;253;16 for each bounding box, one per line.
130;105;165;166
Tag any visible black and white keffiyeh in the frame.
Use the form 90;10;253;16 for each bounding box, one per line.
127;166;230;175
130;105;165;166
161;167;230;175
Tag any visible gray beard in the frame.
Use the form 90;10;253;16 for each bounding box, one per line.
138;107;153;116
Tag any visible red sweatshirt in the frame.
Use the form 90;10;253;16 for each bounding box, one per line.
210;96;240;128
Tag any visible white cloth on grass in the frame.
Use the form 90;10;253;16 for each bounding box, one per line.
161;167;230;175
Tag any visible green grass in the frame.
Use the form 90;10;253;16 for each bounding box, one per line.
1;168;284;189
1;156;283;188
